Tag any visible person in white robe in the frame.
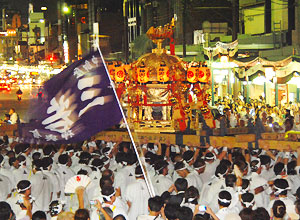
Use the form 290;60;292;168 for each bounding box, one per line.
125;166;151;220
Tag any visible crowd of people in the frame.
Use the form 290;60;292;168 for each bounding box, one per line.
0;133;300;220
211;95;300;136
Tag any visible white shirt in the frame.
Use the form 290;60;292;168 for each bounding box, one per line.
10;112;19;124
114;165;136;197
250;172;270;208
186;171;203;193
0;173;12;200
125;178;151;220
138;215;164;220
267;197;297;219
30;171;53;211
215;207;239;220
152;174;173;196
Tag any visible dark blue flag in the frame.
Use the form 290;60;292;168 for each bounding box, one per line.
19;50;122;143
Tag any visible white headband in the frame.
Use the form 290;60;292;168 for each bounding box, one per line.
194;164;206;170
103;191;116;201
205;154;216;160
175;166;187;172
218;198;231;204
17;184;31;193
251;159;261;170
187;198;196;202
242;198;254;208
274;185;290;195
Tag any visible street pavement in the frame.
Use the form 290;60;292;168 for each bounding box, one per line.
0;85;41;122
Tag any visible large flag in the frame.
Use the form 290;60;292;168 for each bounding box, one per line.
19;50;122;144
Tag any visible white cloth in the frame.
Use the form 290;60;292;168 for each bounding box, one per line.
186;171;203;193
152;174;173;196
215;207;239;220
267;197;297;219
125;179;151;220
30;171;53;211
12;167;32;184
249;172;271;208
138;215;164;220
114;165;136;197
10;112;19;124
0;173;12;200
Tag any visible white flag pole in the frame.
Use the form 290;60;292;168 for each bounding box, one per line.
96;45;156;197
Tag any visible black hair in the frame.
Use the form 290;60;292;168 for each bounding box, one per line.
250;159;260;172
239;208;254;220
287;160;297;175
0;201;12;220
182;151;194;163
241;179;250;190
125;153;137;165
100;176;113;189
79;152;91;165
178;206;193;220
174;178;188;192
241;193;255;208
8;157;16;166
42;157;53;170
77;169;88;175
115;152;126;164
274;162;285;176
161;191;171;203
32;159;43;171
274;179;289;196
32;211;47;220
17;180;31;194
215;164;228;178
220;159;232;169
32;152;41;161
135;165;143;177
295;200;300;214
113;215;126;220
154;160;168;174
193;158;205;169
272;200;286;218
184;186;199;204
90;158;102;171
174;161;185;171
259;155;271;166
43;145;53;156
148;196;164;212
234;160;248;172
164;204;180;220
225;174;236;188
218;190;232;207
58;154;69;165
102;169;114;179
101;186;115;202
17;155;26;164
74;208;90;220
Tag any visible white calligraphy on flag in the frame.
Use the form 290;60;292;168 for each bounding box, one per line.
30;55;113;141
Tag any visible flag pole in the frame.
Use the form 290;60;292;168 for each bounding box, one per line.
96;45;156;197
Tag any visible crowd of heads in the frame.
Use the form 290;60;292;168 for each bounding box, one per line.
0;133;300;219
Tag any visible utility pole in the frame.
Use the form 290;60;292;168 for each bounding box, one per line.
123;0;129;62
232;0;238;41
182;0;186;57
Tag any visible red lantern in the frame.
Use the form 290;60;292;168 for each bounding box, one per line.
114;65;125;82
198;67;211;83
107;62;115;81
137;66;149;83
187;66;198;83
157;62;169;82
